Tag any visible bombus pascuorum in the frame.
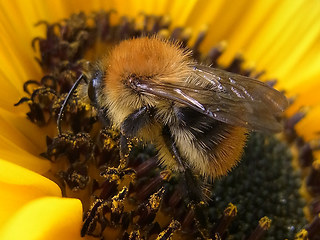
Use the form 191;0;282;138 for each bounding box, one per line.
58;36;288;200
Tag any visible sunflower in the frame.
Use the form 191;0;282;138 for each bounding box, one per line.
1;0;320;239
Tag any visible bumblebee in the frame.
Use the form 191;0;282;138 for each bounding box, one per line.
58;36;287;200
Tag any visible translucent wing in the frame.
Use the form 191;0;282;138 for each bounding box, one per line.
133;64;288;132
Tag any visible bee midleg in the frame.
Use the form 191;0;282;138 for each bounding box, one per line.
162;125;204;202
119;106;155;166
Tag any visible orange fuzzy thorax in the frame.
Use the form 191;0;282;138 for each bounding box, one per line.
104;36;192;92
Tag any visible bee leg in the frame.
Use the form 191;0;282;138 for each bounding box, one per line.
119;134;133;168
120;106;155;137
162;125;205;202
118;106;154;167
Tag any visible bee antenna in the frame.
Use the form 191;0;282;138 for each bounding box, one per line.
57;74;87;135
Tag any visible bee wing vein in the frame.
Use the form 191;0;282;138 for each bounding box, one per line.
136;64;288;132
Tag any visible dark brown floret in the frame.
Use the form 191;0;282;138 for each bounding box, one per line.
306;160;320;195
58;162;89;191
156;220;181;240
284;110;307;143
212;203;237;238
305;214;320;239
247;217;272;240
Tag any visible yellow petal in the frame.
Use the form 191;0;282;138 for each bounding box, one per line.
0;2;43;92
0;108;52;173
168;0;198;27
296;106;320;142
0;197;83;240
211;0;279;64
0;108;47;154
0;159;61;227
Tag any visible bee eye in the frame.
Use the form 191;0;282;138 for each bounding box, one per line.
88;71;103;104
88;79;97;103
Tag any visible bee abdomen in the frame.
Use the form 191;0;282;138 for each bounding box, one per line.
172;107;247;179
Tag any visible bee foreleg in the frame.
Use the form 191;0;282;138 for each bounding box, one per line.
119;134;132;168
162;125;205;202
120;106;155;137
118;106;154;168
